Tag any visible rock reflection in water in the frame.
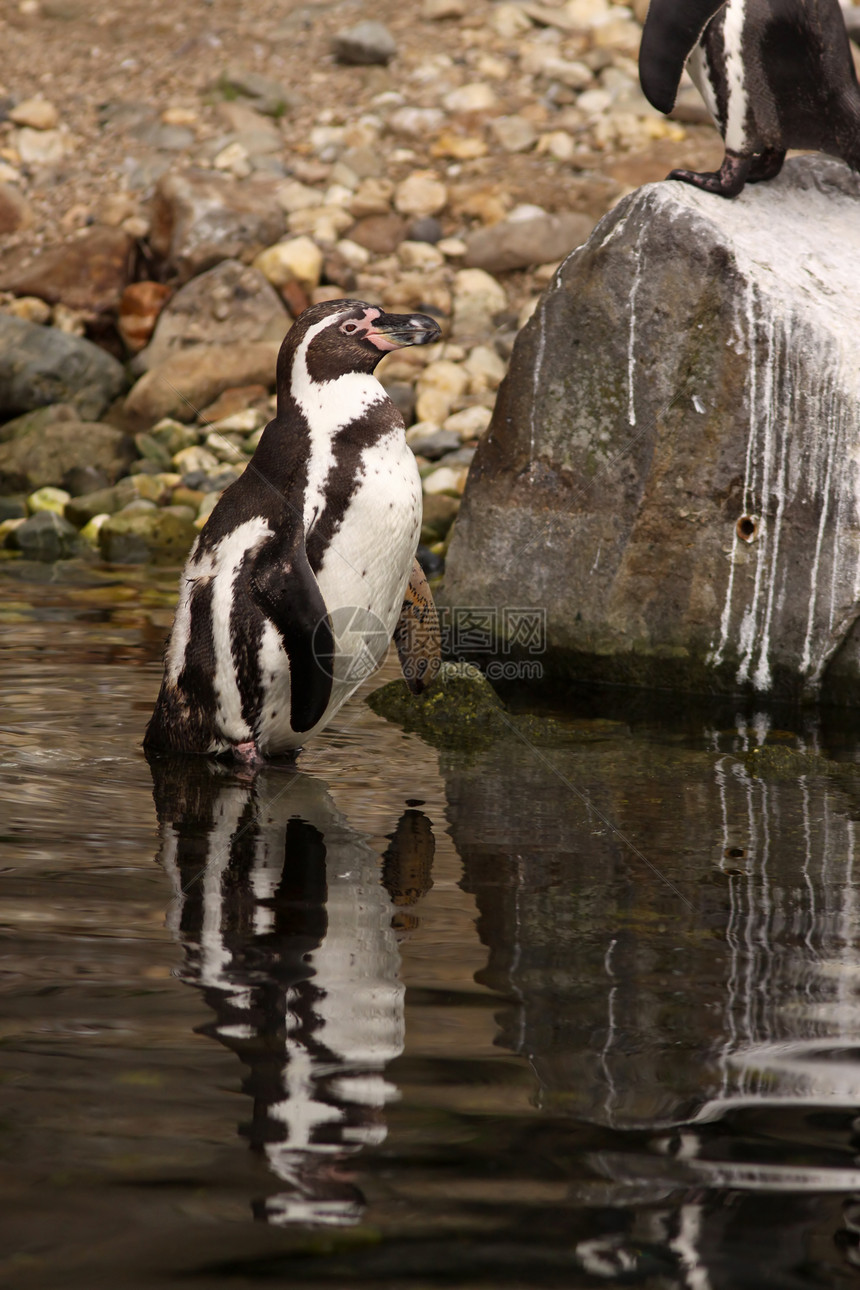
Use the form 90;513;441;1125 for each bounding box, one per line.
148;756;433;1227
445;730;860;1282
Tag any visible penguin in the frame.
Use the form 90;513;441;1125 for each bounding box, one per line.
144;298;442;764
639;0;860;196
150;757;434;1225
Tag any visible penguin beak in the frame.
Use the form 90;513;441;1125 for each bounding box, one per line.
366;311;442;352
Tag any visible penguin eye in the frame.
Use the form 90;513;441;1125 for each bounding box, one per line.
341;321;361;335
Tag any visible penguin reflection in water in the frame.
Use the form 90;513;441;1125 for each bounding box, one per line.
639;0;860;195
152;757;435;1225
145;299;442;765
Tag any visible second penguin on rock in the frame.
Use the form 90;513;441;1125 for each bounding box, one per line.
145;299;443;764
639;0;860;196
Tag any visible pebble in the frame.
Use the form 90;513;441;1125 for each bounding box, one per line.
13;509;81;560
464;345;507;391
332;21;397;66
349;177;395;217
9;97;59;130
15;127;68;166
422;464;469;496
451;268;508;339
172;445;220;475
415;359;469;423
489;116;538;153
277;180;326;214
394;172;448;218
422;0;466;17
398;241;445;271
253;236;324;292
443;405;493;439
443;83;499;114
2;295;50;324
27;486;70;515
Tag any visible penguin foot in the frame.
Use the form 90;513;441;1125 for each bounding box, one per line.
667;151;751;197
746;149;786;184
232;739;265;766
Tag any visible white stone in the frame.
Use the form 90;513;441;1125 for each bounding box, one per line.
489;115;538;154
443;404;493;439
2;296;51;325
538;131;576;162
443;82;498;114
394;171;448;218
204;431;246;463
577;88;614;115
422;465;469;495
335;238;371;269
452;268;507;338
51;304;86;336
15;126;68;165
438;236;467;258
287;206;353;243
491;3;534;37
275;179;325;213
387;106;444;138
415;359;469;423
464;345;507;391
214;141;251;178
398;240;445;270
173;445;221;474
209;408;263;433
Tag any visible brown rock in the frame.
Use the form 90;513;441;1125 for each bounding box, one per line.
0;183;32;235
279;279;312;318
199;384;269;422
348;213;408;255
123;342;281;430
135;259;289;370
0;226;136;316
118;281;172;352
149;170;287;284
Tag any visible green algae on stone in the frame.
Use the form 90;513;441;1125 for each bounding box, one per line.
97;510;197;565
744;743;860;782
366;662;626;751
367;663;510;750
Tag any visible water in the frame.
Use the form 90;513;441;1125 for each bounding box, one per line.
3;562;860;1288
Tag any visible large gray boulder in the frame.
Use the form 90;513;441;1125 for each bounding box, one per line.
443;158;860;701
0;315;126;422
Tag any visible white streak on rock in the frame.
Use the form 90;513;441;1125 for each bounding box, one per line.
661;171;860;692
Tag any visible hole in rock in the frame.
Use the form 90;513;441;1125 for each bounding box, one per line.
736;515;758;543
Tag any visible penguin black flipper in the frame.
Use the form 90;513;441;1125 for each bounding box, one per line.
249;521;334;735
639;0;728;113
393;558;442;696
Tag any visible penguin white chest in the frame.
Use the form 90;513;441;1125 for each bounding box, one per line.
315;430;422;652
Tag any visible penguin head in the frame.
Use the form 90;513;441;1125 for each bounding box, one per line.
277;298;441;394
